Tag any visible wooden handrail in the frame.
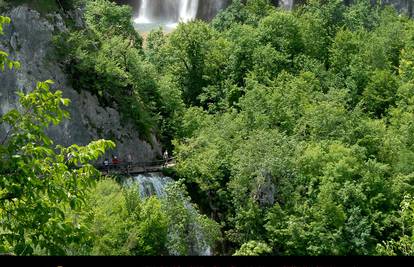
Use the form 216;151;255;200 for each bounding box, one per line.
96;157;175;172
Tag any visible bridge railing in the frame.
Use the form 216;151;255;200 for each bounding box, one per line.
95;157;175;173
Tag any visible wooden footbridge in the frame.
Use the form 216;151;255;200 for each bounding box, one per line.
96;158;175;175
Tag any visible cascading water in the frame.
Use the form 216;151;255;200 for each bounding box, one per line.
124;173;213;255
125;173;173;197
133;0;200;31
134;0;150;24
179;0;199;23
279;0;294;10
128;0;295;32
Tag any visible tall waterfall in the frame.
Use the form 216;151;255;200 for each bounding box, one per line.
134;0;200;25
128;0;297;31
179;0;199;23
135;0;150;23
279;0;294;10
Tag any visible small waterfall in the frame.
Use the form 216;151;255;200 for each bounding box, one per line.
125;173;173;198
124;173;214;255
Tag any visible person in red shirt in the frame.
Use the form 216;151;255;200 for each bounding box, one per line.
112;155;120;164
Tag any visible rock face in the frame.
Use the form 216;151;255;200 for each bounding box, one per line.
196;0;231;20
292;0;414;16
0;6;162;163
375;0;413;17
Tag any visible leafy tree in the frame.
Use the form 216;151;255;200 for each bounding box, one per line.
0;16;114;256
170;1;414;256
376;196;414;255
84;0;142;48
257;11;304;59
223;24;259;87
233;240;272;256
75;179;168;255
0;80;114;255
212;0;248;32
166;21;218;106
54;0;162;140
362;69;398;117
163;180;221;255
0;16;19;71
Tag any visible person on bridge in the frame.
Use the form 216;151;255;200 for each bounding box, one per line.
127;154;132;173
103;158;109;174
163;150;169;167
112;155;121;171
112;155;119;164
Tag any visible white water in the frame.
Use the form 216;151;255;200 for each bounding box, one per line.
135;0;151;24
179;0;199;23
280;0;294;10
124;173;213;255
132;0;295;32
125;173;173;198
134;0;200;31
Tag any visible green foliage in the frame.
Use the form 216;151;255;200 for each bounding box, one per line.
167;0;414;256
362;69;398;117
0;16;20;72
73;179;169;255
376;196;414;255
211;0;248;31
4;0;414;257
64;178;220;256
83;0;141;45
163;180;221;255
233;240;272;256
166;20;220;106
0;80;114;255
0;15;112;256
54;0;165;140
257;11;304;58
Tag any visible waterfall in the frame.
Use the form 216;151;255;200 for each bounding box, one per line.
127;173;173;198
134;0;199;26
135;0;150;24
124;173;213;255
179;0;199;23
130;0;296;31
280;0;294;10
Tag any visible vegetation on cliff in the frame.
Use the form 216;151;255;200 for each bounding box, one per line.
0;10;219;255
3;0;414;256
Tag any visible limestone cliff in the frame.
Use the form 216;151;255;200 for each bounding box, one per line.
0;5;162;163
375;0;413;17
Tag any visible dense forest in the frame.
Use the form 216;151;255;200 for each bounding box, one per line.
2;0;414;256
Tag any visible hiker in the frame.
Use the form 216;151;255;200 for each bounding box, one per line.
112;155;119;164
163;150;169;167
103;158;109;174
127;154;132;173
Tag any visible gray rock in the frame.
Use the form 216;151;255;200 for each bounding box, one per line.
67;7;84;28
46;13;67;32
0;6;162;163
252;171;276;207
379;0;414;17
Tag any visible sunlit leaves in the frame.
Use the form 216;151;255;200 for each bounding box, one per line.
0;16;19;73
171;0;414;256
0;80;114;255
